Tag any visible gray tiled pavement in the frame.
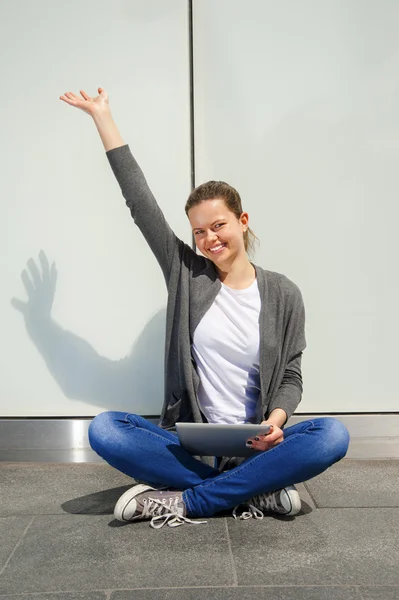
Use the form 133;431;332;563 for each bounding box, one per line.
304;460;399;507
113;589;363;600
1;461;398;599
227;509;399;586
0;596;106;600
0;516;33;570
0;463;134;516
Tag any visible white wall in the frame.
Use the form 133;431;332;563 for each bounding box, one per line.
0;0;191;416
193;0;399;412
1;0;397;418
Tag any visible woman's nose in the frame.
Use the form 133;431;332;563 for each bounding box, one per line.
206;234;218;247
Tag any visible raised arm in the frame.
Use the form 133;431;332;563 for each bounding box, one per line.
59;88;186;283
60;88;124;151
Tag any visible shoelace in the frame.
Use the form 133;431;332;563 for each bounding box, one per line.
232;503;264;520
252;491;280;512
141;496;208;529
232;491;280;520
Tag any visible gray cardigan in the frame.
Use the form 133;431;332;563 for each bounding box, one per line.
106;145;307;429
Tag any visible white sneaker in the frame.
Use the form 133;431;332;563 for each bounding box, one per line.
113;484;207;529
233;485;301;520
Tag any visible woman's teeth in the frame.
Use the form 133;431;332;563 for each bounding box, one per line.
210;243;226;253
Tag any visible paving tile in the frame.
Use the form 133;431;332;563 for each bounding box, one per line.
0;463;317;518
346;439;399;459
295;482;316;510
304;460;399;507
111;586;361;600
360;588;399;599
0;515;233;594
0;516;33;571
227;508;399;586
0;594;106;600
0;463;135;516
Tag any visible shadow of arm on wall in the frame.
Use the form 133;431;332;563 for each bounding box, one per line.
11;251;165;411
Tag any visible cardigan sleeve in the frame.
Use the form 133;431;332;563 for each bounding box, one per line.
267;351;304;421
106;144;185;285
266;278;307;421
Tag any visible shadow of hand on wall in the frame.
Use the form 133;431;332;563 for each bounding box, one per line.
11;250;165;412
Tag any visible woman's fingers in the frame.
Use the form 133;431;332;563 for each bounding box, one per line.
79;90;91;100
246;427;284;451
60;91;89;110
246;438;283;451
60;93;80;106
59;95;73;105
59;88;109;115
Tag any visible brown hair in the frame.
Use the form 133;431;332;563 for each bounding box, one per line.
185;181;259;258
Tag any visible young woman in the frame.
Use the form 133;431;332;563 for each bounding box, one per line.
60;88;350;529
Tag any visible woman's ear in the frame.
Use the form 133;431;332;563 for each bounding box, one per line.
240;212;249;228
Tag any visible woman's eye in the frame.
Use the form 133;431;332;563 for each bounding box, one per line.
195;224;224;235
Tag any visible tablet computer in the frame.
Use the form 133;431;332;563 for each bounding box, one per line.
175;422;271;457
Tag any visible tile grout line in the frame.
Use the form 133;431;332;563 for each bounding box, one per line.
0;516;35;577
224;518;238;587
302;506;399;509
0;585;398;596
295;484;315;509
302;482;318;508
356;585;366;600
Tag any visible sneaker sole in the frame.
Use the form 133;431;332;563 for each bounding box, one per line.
282;486;301;516
114;484;155;522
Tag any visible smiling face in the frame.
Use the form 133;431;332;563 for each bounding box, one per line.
188;198;249;264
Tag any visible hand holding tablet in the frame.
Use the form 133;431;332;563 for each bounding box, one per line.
176;423;273;458
246;423;284;451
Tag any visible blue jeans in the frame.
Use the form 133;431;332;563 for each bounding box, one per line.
89;412;349;518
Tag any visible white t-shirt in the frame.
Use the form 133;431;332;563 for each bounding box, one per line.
191;278;261;424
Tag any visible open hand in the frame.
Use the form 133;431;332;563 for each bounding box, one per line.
246;422;284;451
11;250;57;320
59;88;110;117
